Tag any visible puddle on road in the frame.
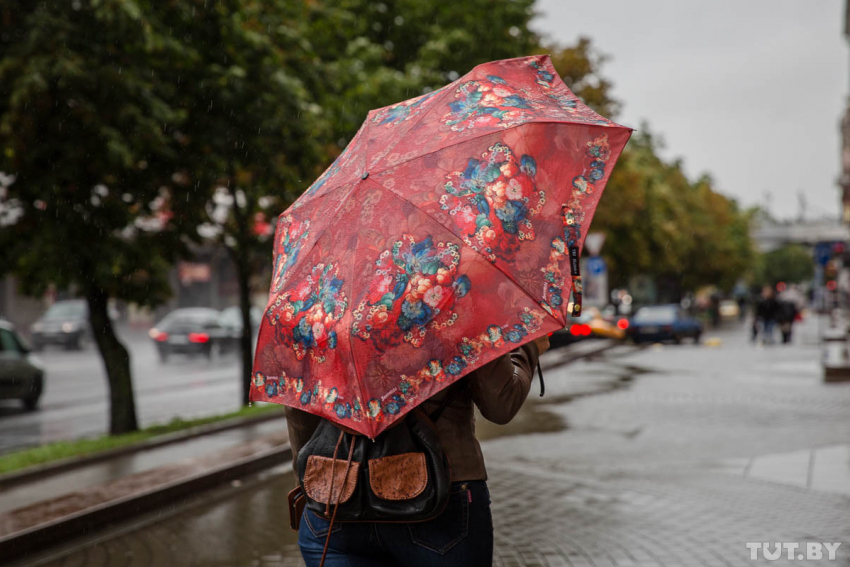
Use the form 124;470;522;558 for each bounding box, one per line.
476;363;645;442
19;364;646;567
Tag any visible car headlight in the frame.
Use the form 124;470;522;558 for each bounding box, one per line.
31;323;44;333
61;322;77;333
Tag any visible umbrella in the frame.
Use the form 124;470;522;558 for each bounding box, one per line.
251;55;631;438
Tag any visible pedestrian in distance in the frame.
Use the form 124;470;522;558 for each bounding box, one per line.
753;286;779;345
289;336;550;567
776;300;798;344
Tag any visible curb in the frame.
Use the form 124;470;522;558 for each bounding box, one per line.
0;409;286;488
0;444;292;563
0;338;623;562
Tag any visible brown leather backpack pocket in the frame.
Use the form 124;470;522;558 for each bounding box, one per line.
368;452;428;501
303;455;360;505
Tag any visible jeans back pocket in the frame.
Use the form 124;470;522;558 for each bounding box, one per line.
304;509;344;538
407;484;469;554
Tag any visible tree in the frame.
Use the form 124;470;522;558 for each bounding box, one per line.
754;244;814;287
156;0;322;406
0;1;208;433
302;0;541;147
591;128;755;297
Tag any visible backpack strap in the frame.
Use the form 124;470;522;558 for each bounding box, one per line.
537;358;545;397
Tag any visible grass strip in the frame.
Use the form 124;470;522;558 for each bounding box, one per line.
0;403;283;475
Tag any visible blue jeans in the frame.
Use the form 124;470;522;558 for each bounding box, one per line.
298;481;493;567
763;319;776;344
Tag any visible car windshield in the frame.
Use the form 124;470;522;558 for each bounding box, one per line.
159;309;219;329
633;306;677;323
42;300;86;320
219;306;261;326
219;307;241;325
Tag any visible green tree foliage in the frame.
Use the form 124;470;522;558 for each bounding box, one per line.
592;129;755;295
154;0;322;405
0;0;321;426
0;1;207;433
754;244;814;287
302;0;540;148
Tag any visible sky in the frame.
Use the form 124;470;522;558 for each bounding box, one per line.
533;0;849;220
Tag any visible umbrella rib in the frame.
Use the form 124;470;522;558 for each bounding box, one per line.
365;82;456;171
342;204;374;439
363;177;567;329
370;119;627;179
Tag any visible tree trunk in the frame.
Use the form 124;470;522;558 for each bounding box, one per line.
86;288;138;434
233;254;254;406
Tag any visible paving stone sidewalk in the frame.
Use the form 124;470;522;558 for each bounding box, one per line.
14;318;850;566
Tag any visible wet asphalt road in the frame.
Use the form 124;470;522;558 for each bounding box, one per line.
10;317;850;566
0;327;244;454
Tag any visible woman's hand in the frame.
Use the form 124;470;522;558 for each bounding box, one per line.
533;334;550;355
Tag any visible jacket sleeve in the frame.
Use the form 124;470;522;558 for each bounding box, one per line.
468;342;539;425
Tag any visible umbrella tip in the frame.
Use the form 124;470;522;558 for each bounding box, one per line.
361;172;369;180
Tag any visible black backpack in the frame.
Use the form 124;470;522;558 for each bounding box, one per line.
294;389;456;525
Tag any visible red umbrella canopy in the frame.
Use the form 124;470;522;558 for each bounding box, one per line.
251;55;631;438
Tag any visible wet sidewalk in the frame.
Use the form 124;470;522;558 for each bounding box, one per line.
0;418;286;514
9;317;850;566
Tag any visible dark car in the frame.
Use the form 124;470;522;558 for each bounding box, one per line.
30;299;90;350
627;304;702;344
0;319;45;410
149;308;226;362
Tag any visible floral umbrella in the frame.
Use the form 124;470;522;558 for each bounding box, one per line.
251;55;631;438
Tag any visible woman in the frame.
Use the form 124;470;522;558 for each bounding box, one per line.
287;335;549;567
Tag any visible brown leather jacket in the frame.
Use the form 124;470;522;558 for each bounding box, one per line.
285;343;539;482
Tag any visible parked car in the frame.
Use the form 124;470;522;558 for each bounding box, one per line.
0;319;45;410
30;299;90;350
627;304;702;344
550;307;628;349
149;308;226;362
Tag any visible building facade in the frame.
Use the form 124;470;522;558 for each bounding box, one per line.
842;1;850;222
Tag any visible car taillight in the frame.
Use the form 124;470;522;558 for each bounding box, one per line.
154;332;169;342
570;324;591;336
662;325;673;332
617;319;629;330
188;332;210;343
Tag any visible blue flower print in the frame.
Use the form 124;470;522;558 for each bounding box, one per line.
334;402;351;419
300;389;312;405
265;380;279;397
506;328;524;343
520;155;537;177
401;299;433;328
446;356;467;375
452;275;471;298
385;394;405;415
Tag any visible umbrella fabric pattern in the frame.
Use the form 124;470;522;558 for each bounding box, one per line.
251;55;631;438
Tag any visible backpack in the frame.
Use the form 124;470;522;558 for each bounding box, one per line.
291;387;457;526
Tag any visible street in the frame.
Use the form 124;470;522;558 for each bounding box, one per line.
0;327;244;454
18;316;850;566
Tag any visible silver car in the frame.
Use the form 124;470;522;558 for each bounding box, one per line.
0;319;45;410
